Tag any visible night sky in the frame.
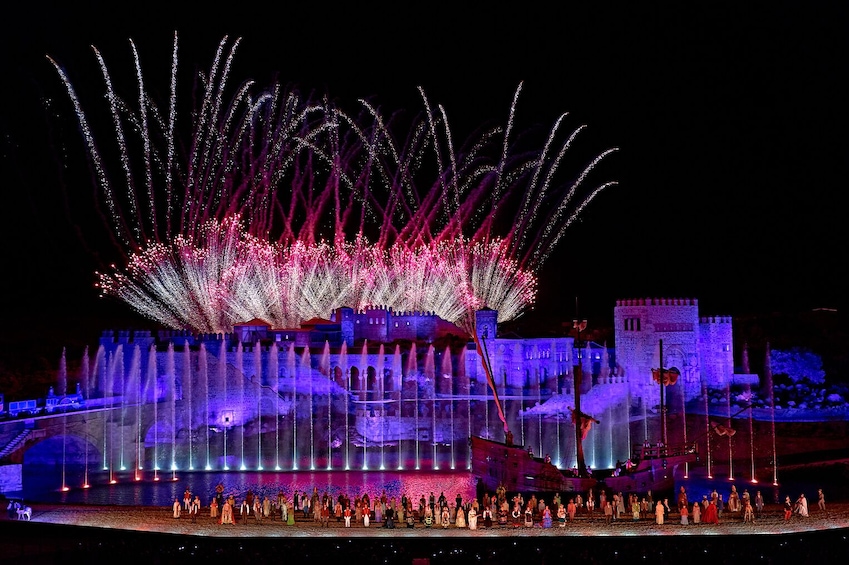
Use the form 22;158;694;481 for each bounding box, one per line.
2;3;847;363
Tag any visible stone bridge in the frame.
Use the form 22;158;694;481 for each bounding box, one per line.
0;402;177;493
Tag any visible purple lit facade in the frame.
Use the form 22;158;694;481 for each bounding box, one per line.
21;299;731;475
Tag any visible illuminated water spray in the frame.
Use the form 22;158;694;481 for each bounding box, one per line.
166;342;176;478
376;344;386;470
254;344;263;470
199;344;210;469
359;342;368;470
765;342;778;486
287;343;298;470
407;344;420;470
217;340;228;470
441;345;455;469
392;345;403;470
319;341;331;470
58;348;68;491
302;346;313;470
339;342;349;470
236;340;248;471
124;345;139;472
182;342;192;470
270;342;280;470
81;346;95;489
424;345;437;469
147;344;157;480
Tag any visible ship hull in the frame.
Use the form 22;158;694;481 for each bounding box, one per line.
470;436;698;496
470;436;597;494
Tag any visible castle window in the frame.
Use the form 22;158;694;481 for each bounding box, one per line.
722;344;731;352
394;322;399;328
624;317;642;331
406;321;410;326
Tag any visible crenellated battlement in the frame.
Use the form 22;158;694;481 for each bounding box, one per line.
157;329;195;340
616;297;698;307
99;329;155;345
700;315;732;324
390;311;438;319
353;305;439;318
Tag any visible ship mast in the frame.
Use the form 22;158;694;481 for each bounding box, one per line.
474;332;509;436
659;338;668;447
572;317;589;477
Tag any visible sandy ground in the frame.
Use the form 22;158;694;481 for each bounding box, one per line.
3;502;849;564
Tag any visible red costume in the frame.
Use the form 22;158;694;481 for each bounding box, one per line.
702;500;719;524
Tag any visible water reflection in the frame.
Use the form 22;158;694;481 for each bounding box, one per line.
23;466;478;508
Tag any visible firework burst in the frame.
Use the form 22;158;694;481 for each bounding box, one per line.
52;34;617;335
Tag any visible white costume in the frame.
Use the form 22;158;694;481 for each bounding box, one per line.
796;494;809;517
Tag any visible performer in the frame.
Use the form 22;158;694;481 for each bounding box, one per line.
703;498;719;524
728;485;740;513
795;493;809;517
482;506;493;528
220;498;234;525
344;505;352;528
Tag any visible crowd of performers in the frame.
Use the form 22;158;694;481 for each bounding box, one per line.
168;482;827;528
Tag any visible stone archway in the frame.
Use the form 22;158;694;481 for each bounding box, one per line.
22;434;102;492
23;434;101;468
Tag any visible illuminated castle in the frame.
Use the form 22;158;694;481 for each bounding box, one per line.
81;298;738;472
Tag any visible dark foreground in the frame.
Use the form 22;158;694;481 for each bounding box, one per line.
2;502;849;564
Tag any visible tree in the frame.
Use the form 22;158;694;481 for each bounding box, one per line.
769;347;826;385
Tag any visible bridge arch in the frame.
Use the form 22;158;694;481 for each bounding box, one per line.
24;433;101;468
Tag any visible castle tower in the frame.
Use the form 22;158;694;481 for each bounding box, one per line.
613;298;702;408
698;315;734;390
335;306;355;347
475;308;498;341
